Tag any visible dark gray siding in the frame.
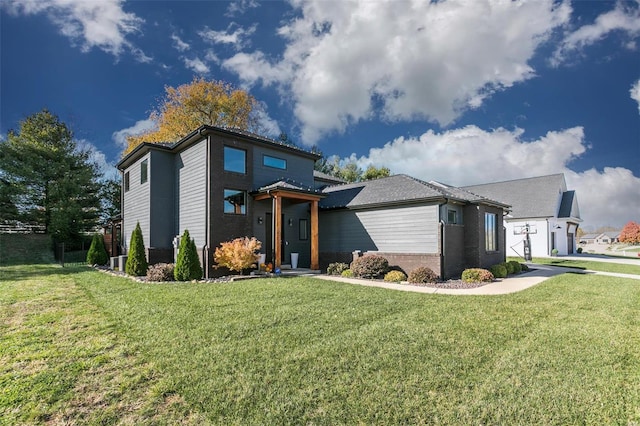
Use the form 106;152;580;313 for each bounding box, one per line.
252;146;316;188
123;153;150;252
149;150;175;248
319;204;439;253
175;139;207;248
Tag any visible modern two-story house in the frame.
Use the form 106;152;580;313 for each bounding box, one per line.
117;125;510;278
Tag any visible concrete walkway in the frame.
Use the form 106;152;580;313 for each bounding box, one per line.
312;264;640;296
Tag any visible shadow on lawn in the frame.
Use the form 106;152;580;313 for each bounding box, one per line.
547;260;587;270
0;263;89;282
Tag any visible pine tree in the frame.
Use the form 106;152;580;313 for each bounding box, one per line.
125;222;148;276
86;233;108;265
174;229;203;281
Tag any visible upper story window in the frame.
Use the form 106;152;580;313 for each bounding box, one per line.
124;171;130;192
263;155;287;170
224;146;246;174
224;189;246;215
447;209;458;224
485;212;497;252
140;159;148;184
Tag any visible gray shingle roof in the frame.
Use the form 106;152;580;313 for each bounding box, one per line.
463;174;579;219
320;174;507;209
255;178;324;196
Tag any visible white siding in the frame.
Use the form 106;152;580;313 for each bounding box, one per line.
320;204;439;253
175;139;207;248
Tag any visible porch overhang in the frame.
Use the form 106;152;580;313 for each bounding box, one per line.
252;181;325;270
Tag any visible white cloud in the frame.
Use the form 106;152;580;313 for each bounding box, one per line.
111;119;157;149
4;0;147;61
183;57;210;74
348;125;639;228
631;79;640;113
171;33;190;52
253;102;281;137
75;139;119;180
199;23;257;51
552;1;640;65
223;0;570;144
225;0;260;17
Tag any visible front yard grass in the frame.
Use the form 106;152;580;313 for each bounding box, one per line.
513;256;640;275
2;264;639;424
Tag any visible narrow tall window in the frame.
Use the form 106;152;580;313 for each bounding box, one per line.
224;146;246;174
224;189;246;214
299;219;308;240
485;212;497;251
140;159;148;184
124;171;130;192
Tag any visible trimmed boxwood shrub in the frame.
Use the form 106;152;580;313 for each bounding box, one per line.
146;263;175;282
384;270;407;283
175;229;203;281
507;260;522;274
489;263;508;279
408;266;438;284
461;268;494;283
520;263;530;271
350;255;389;279
327;262;350;275
86;233;108;266
126;222;148;276
577;247;583;254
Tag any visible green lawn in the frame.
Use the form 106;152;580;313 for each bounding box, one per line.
2;264;639;424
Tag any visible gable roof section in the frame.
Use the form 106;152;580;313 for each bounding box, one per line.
463;174;571;219
320;174;509;210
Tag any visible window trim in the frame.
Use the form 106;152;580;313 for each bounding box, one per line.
263;154;287;170
223;146;246;174
223;188;247;215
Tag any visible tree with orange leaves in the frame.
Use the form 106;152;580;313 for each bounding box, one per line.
619;221;640;244
124;77;262;155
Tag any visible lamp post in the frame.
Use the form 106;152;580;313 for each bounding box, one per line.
523;223;532;262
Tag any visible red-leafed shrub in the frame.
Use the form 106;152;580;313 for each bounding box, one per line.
408;266;438;284
350;255;389;279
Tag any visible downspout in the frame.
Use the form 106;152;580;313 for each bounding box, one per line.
203;131;210;279
121;169;126;254
438;200;448;279
268;189;275;265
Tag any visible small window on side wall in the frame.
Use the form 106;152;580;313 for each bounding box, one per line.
224;189;246;214
141;159;148;184
447;209;458;224
299;219;308;240
124;171;130;192
485;212;497;252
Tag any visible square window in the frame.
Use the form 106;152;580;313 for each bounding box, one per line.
224;189;246;214
140;159;148;184
224;146;246;174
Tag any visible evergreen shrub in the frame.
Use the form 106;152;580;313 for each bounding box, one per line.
86;233;108;265
125;222;148;276
174;229;203;281
489;263;508;278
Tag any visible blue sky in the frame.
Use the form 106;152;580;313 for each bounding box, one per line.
1;0;639;229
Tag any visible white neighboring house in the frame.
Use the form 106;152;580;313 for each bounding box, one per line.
464;174;582;257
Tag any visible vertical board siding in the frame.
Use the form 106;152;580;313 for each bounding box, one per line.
319;204;439;253
175;139;207;249
123;154;151;251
